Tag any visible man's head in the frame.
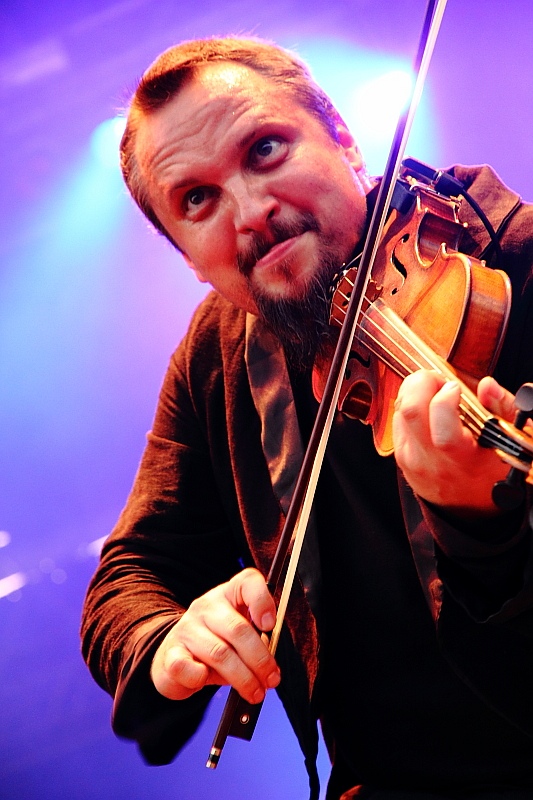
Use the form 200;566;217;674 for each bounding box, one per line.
121;37;347;242
121;37;373;368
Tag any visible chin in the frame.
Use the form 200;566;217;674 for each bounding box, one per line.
252;262;318;303
251;260;337;373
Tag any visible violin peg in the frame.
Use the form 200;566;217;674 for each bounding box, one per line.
514;382;533;429
491;383;533;510
492;469;526;511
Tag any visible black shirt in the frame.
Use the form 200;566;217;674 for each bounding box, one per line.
292;372;533;795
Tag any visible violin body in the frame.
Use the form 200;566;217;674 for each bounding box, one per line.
312;181;512;455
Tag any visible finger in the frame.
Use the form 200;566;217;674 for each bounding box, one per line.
393;370;444;464
225;568;277;632
477;375;517;422
427;380;466;449
180;595;280;702
152;640;209;700
152;570;281;704
158;612;274;704
395;370;444;427
201;601;280;696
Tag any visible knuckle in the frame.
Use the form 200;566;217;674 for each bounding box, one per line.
400;402;420;422
407;461;428;482
166;650;187;677
239;673;260;697
254;649;273;673
227;615;251;641
240;567;259;579
208;639;232;667
187;595;206;616
231;567;256;586
234;567;263;596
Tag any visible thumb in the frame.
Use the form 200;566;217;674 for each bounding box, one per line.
477;376;517;422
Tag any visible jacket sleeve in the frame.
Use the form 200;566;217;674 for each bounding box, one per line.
81;301;245;763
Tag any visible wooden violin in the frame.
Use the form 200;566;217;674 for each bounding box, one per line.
311;171;533;486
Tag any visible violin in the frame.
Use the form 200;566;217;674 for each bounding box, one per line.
312;168;533;488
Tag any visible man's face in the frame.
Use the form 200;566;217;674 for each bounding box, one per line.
135;61;371;362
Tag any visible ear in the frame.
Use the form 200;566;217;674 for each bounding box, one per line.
182;253;208;284
336;124;365;173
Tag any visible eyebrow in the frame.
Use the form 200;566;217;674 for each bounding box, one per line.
238;128;260;149
168;177;202;195
167;125;274;198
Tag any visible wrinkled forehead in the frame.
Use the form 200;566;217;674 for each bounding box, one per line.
134;61;302;171
132;60;308;203
171;61;278;125
137;58;305;136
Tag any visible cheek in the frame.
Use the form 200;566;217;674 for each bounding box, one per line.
180;210;237;268
287;158;357;220
179;230;257;313
209;272;258;314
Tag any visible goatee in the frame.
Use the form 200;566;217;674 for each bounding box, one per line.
237;212;345;372
251;255;338;373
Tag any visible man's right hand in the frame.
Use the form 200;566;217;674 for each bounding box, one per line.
150;567;281;704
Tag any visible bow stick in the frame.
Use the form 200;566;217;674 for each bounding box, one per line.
207;0;448;768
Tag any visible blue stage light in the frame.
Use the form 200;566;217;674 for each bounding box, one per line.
90;116;127;169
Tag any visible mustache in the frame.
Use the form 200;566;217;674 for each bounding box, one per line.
236;213;320;276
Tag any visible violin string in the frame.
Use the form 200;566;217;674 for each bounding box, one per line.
358;311;515;453
360;304;533;459
331;290;515;453
361;311;488;438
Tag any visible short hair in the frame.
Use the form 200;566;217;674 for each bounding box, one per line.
120;36;346;249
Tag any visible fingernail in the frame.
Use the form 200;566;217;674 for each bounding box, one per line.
260;612;275;630
441;380;459;397
252;688;265;703
267;670;281;688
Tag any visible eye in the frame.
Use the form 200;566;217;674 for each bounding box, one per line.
185;187;207;208
182;186;215;218
249;136;287;169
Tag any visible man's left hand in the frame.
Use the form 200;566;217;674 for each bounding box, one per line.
392;371;517;518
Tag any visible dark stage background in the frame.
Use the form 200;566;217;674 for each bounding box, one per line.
1;1;532;798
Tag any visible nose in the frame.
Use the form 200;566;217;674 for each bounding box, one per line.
227;176;280;234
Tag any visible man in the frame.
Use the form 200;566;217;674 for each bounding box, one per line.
82;37;533;799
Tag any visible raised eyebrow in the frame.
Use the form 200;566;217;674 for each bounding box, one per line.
239;128;261;150
167;129;283;198
168;177;202;199
238;125;287;151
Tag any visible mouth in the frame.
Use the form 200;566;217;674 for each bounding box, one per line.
253;235;302;273
237;214;320;278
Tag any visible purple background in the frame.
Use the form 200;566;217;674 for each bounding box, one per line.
1;1;532;798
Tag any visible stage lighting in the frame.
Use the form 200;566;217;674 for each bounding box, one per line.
90;116;126;169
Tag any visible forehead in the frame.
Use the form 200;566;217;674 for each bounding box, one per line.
188;60;278;97
169;60;298;133
134;62;312;182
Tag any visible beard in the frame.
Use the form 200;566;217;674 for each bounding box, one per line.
237;213;344;372
251;256;339;372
